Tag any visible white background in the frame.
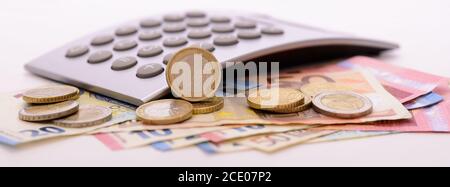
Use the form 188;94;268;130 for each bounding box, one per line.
1;0;450;166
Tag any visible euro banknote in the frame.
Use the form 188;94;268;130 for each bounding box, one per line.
96;124;317;150
404;92;443;110
196;139;252;154
238;130;337;152
94;126;236;150
307;130;397;144
196;130;396;154
96;70;411;133
317;82;450;132
0;90;136;146
281;56;448;103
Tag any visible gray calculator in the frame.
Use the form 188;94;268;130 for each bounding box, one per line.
25;10;398;106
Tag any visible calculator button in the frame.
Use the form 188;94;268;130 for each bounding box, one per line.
113;40;138;51
210;16;231;23
66;46;89;58
87;51;113;64
212;25;235;33
188;30;212;39
163;37;188;47
163;53;173;65
261;27;284;35
138;46;164;57
186;11;206;18
163;24;186;33
139;31;162;41
91;35;114;46
235;21;257;29
136;63;165;79
140;19;162;28
192;43;215;52
163;14;185;22
238;30;262;39
115;26;138;36
111;57;138;71
214;35;239;46
187;19;210;27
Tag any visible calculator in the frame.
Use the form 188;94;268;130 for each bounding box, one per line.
25;10;398;106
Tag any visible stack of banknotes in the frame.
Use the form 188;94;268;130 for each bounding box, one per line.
1;56;448;154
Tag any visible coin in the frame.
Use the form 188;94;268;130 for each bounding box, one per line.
300;82;352;97
23;85;80;104
19;100;79;122
166;47;222;102
53;105;112;128
312;91;373;119
247;88;305;110
136;99;193;125
192;97;224;114
266;96;313;114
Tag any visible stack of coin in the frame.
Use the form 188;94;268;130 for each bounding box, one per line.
161;47;224;118
312;91;373;119
19;85;113;128
247;88;312;114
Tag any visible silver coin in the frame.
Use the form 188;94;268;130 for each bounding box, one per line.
312;91;373;119
53;105;112;128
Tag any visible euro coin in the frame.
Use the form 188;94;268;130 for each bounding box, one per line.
312;91;373;119
247;88;304;110
23;85;79;104
300;82;352;97
192;97;224;114
53;105;112;128
19;100;79;122
136;99;193;125
266;96;312;114
166;47;222;102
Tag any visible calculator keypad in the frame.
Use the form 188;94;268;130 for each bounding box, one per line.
64;11;285;80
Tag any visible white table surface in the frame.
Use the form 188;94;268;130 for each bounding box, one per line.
1;0;450;167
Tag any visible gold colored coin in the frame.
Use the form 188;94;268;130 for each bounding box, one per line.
247;88;304;110
23;85;80;104
166;47;222;102
312;91;373;119
53;105;112;128
192;97;224;114
136;99;193;125
300;82;352;97
19;100;79;122
266;96;313;114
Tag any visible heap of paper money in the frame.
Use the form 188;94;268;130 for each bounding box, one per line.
1;56;448;154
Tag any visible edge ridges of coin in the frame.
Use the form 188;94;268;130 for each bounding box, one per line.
19;101;80;122
23;86;80;104
193;99;225;114
247;88;305;110
54;114;112;128
265;96;312;114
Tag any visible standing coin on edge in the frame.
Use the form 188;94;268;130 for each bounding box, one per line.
136;99;193;125
19;100;80;122
312;91;373;119
22;85;80;104
53;105;112;128
247;88;305;110
166;47;222;102
192;97;224;114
